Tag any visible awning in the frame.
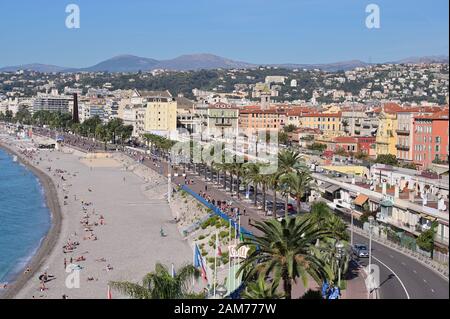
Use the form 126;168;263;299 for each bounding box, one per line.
325;184;340;193
354;194;369;206
419;213;437;221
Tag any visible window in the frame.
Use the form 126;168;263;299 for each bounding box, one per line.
435;145;440;152
436;136;441;144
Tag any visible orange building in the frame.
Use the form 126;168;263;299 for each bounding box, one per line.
238;107;287;131
412;108;449;168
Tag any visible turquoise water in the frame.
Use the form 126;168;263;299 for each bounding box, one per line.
0;148;51;283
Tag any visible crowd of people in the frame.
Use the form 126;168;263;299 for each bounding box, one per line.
33;128;104;152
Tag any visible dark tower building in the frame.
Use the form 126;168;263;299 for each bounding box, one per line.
72;93;79;123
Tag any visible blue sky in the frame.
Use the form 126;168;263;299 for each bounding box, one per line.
0;0;448;67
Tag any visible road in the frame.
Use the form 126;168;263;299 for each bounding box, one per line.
144;155;449;299
34;131;449;299
352;232;449;299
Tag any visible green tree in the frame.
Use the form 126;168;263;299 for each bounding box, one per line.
241;277;283;299
283;124;298;133
375;154;398;166
307;143;327;152
280;168;312;218
109;263;202;299
237;217;329;299
106;118;124;144
416;221;438;256
95;124;111;151
334;147;348;157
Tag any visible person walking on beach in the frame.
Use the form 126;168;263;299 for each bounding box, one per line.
64;258;67;270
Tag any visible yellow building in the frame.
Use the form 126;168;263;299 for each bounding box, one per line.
143;92;177;135
375;103;401;156
298;112;343;138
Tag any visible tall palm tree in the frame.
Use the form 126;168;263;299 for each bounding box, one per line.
281;169;313;217
237;217;330;299
243;163;262;207
241;277;283;299
230;161;245;199
277;150;306;216
109;263;202;299
269;171;280;215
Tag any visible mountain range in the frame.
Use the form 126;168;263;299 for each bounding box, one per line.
1;53;448;73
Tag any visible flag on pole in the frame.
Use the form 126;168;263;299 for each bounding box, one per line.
216;232;222;257
194;244;208;282
217;243;223;257
107;285;112;299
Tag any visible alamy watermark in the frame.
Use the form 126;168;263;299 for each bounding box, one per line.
169;128;279;174
365;264;380;296
65;264;81;289
366;4;381;29
65;4;80;29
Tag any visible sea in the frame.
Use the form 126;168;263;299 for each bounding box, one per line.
0;147;51;284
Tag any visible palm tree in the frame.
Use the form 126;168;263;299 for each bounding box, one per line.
278;149;303;174
325;214;350;241
281;169;313;217
309;201;333;231
237;217;330;299
244;163;262;208
241;277;283;299
230;162;245;199
277;150;305;216
269;172;281;217
310;239;351;288
109;263;202;299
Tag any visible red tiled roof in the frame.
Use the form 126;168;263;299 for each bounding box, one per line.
300;112;342;118
415;108;449;120
383;103;403;114
333;136;357;143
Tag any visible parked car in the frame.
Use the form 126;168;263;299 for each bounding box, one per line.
352;244;369;258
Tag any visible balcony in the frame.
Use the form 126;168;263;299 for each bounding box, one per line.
396;129;410;135
215;122;232;127
395;144;410;151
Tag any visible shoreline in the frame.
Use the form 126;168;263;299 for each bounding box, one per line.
0;141;62;299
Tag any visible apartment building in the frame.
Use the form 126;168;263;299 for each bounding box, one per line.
413;109;449;168
396;106;442;162
375;103;402;156
32;90;72;113
239;107;286;132
298;112;343;138
143;91;177;137
205;102;239;138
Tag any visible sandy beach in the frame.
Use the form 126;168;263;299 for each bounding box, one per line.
0;132;195;299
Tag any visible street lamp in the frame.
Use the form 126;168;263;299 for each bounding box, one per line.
350;203;355;246
335;241;345;289
367;216;374;299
